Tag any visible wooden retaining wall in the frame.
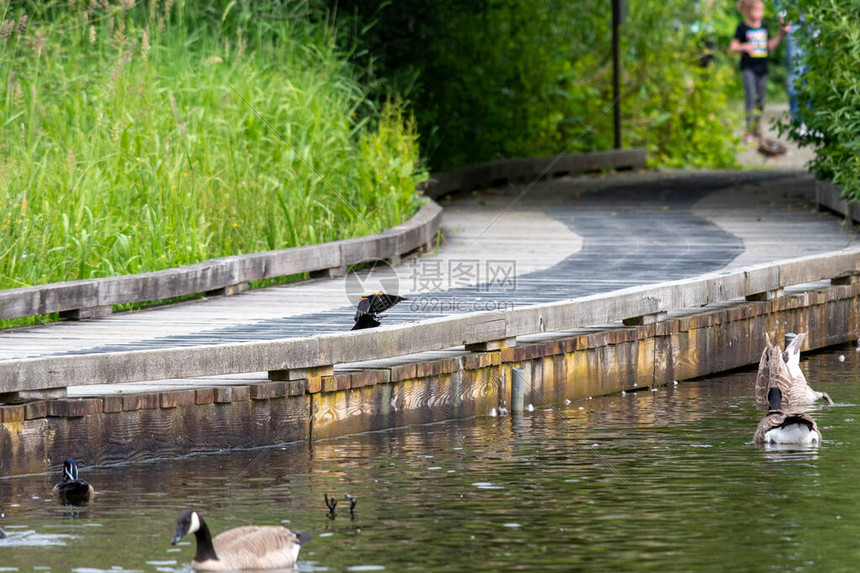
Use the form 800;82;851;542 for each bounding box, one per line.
2;279;858;475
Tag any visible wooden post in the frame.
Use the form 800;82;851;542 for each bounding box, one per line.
268;365;333;394
59;305;112;320
510;367;525;414
310;265;347;279
205;283;248;297
623;311;667;326
387;253;402;267
1;387;67;404
465;337;516;352
832;273;860;286
746;289;783;301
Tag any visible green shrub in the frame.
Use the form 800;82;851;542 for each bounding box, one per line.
0;1;425;290
335;0;740;170
624;0;740;168
779;0;860;198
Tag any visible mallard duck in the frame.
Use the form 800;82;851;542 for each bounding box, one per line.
52;459;94;505
171;509;311;571
352;293;408;330
754;386;822;445
755;333;833;409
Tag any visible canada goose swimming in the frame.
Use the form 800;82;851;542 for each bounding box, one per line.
754;333;833;408
754;386;822;445
172;509;311;571
52;459;94;505
351;293;408;330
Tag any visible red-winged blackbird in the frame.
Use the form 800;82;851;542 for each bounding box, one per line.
351;293;407;330
352;313;381;330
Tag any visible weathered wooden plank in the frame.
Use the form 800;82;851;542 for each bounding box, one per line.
779;249;860;288
0;280;101;317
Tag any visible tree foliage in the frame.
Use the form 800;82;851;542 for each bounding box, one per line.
780;0;860;199
332;0;741;170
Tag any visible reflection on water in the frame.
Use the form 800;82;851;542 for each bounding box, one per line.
0;528;76;547
2;345;860;571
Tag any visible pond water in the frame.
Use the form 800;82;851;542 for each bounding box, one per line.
2;344;860;572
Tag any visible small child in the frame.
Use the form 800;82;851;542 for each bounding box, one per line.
730;0;790;142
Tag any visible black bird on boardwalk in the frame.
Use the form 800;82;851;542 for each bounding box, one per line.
52;459;94;505
351;293;407;330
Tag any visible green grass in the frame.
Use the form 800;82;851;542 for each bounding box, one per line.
0;1;425;293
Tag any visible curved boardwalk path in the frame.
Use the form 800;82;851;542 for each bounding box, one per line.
0;171;855;376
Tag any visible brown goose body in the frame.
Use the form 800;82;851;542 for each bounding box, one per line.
754;387;822;445
172;510;310;571
754;410;822;445
754;333;832;409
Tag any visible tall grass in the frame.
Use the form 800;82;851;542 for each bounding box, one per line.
0;1;425;291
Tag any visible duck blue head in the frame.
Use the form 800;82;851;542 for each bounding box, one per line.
63;459;79;482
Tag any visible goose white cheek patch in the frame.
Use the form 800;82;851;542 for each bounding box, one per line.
189;511;201;534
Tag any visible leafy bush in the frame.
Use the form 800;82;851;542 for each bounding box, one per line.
779;0;860;199
624;0;740;168
0;1;425;290
334;0;740;170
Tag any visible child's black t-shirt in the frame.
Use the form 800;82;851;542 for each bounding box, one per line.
734;22;770;74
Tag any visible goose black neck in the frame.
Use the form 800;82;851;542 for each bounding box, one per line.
193;517;219;563
767;386;783;411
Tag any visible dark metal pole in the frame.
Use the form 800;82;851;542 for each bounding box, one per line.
612;0;621;149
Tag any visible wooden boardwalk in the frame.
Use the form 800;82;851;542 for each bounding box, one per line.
0;170;855;374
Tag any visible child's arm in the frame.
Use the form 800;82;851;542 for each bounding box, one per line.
768;25;790;51
730;38;751;53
